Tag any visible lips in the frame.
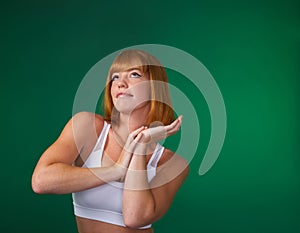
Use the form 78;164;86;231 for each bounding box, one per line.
116;92;133;98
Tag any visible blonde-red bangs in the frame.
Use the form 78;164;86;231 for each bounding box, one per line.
108;50;152;75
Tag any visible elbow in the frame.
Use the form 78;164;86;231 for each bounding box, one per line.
123;211;153;229
31;172;48;194
124;218;144;229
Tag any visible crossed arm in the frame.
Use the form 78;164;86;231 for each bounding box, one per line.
31;112;123;194
121;116;189;227
31;112;189;228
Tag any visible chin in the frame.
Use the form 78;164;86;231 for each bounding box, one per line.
113;103;134;114
113;100;150;114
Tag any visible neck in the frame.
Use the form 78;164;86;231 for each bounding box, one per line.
112;104;150;144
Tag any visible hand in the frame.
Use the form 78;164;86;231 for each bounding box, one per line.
113;126;146;182
133;116;183;155
142;115;182;143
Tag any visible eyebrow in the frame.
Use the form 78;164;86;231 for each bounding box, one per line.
111;68;142;76
125;67;142;72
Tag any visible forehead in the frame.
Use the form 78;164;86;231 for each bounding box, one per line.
110;64;149;78
109;51;153;74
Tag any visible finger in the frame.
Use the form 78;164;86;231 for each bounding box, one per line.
178;115;183;122
125;126;145;147
125;133;142;154
165;117;181;131
130;126;146;139
134;132;143;142
133;133;149;156
129;132;143;149
170;117;180;127
173;115;183;128
125;139;137;154
168;115;182;129
164;121;177;131
166;116;183;135
178;115;183;126
175;115;183;129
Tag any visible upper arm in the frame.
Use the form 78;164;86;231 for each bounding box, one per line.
33;112;104;170
149;153;190;222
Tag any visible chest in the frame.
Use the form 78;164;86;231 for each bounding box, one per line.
77;127;156;167
102;130;123;166
102;130;153;167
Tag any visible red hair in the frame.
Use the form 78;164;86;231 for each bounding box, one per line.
104;50;175;126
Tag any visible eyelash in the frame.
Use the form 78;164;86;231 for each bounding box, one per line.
111;75;119;81
111;72;142;81
131;72;142;78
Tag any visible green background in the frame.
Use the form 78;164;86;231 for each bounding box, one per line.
1;0;299;232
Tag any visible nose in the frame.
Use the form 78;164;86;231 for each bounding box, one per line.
116;74;128;88
117;81;126;88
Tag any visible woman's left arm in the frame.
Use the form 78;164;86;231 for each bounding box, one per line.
123;151;189;228
122;116;189;228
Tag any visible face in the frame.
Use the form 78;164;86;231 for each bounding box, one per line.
110;68;151;114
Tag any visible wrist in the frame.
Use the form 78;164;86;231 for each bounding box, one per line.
128;155;147;170
112;164;126;181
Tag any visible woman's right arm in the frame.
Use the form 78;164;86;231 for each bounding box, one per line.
31;112;123;194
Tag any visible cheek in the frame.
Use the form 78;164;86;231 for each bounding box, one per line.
110;84;117;97
135;82;151;100
110;88;113;97
110;86;117;104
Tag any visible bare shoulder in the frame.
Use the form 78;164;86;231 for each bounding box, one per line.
69;112;105;150
72;111;104;134
70;112;106;165
72;111;105;134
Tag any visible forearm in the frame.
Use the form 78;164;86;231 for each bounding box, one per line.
32;163;121;194
122;155;155;227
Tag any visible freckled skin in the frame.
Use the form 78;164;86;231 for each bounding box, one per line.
111;69;151;114
32;53;189;233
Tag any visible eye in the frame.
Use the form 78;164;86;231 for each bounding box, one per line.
111;74;119;81
130;72;142;78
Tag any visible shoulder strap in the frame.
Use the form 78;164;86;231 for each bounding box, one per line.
148;143;164;168
82;121;110;168
93;121;110;152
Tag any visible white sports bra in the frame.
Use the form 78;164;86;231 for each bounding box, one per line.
72;121;164;229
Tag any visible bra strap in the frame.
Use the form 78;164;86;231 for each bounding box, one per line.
148;144;164;168
93;121;110;152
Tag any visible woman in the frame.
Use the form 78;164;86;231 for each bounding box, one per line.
32;50;189;233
